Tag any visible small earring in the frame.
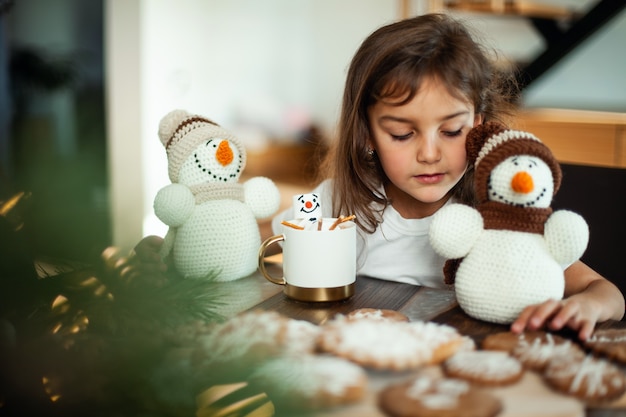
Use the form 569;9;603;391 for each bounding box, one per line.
367;148;375;158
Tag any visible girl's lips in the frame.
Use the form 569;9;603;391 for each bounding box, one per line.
415;173;444;184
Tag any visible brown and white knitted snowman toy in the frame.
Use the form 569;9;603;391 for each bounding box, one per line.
154;109;280;281
429;121;589;324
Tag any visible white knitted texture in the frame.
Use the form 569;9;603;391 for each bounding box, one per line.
154;184;195;227
243;176;281;219
158;109;247;184
429;204;568;324
475;129;541;168
154;110;280;281
455;229;565;324
429;204;483;259
544;210;589;265
171;198;262;281
488;155;554;208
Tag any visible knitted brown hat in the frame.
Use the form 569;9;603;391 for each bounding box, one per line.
466;121;562;204
158;109;247;183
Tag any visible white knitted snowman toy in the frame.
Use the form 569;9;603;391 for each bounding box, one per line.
429;122;589;324
154;109;280;281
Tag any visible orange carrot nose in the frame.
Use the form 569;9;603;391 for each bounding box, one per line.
511;171;534;194
216;140;234;166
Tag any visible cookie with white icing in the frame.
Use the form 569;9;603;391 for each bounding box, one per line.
193;310;322;373
195;310;288;367
443;350;524;386
543;354;626;403
282;317;321;355
584;329;626;363
249;355;367;411
512;332;585;371
345;308;409;322
378;373;502;417
481;330;565;353
317;318;463;371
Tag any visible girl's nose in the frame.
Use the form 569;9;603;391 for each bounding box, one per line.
417;136;441;163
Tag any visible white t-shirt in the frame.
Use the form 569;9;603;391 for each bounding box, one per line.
271;179;449;289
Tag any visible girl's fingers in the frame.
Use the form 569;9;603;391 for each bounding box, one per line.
577;320;595;341
548;300;576;331
511;299;562;333
513;298;598;341
511;306;535;333
526;299;561;330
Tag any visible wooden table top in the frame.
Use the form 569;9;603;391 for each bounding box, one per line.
211;262;626;417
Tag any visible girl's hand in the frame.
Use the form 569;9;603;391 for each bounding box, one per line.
510;296;601;341
133;235;168;273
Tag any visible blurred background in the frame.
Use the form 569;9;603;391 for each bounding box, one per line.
1;0;625;284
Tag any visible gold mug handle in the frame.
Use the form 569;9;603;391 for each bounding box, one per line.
257;234;286;285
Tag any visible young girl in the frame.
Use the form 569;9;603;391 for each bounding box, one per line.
270;13;624;340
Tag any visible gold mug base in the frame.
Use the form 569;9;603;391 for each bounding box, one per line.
284;282;355;302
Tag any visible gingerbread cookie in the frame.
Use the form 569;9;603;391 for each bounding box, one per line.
584;329;626;363
378;373;502;417
481;330;565;353
282;317;321;355
458;336;477;352
193;310;323;372
345;308;410;322
512;332;585;372
317;318;463;371
543;354;626;403
195;310;288;366
443;350;523;386
248;355;367;411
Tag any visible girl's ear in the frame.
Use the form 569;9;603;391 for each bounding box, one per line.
473;114;484;127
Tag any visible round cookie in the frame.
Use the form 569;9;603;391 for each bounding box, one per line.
195;311;322;363
248;355;367;411
346;308;409;322
195;310;288;366
512;332;585;372
584;329;626;363
443;350;524;386
378;373;502;417
481;330;565;353
543;354;626;403
317;318;463;371
282;318;321;355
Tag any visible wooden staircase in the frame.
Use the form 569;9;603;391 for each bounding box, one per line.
438;0;576;19
401;0;626;90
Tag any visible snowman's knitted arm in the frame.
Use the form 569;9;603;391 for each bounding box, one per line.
429;204;483;259
154;183;195;227
243;176;281;219
544;210;589;265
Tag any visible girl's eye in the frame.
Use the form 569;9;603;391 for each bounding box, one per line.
391;132;413;141
442;129;463;137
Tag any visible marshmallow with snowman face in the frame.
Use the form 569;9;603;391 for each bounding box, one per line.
293;193;322;226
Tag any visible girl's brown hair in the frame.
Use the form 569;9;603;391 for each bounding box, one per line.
320;13;519;233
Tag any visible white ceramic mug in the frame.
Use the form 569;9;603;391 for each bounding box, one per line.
258;218;356;302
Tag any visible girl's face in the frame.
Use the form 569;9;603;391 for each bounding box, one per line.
367;76;482;219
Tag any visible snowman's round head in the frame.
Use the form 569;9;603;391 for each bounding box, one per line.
466;122;562;205
488;155;554;208
158;109;246;185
